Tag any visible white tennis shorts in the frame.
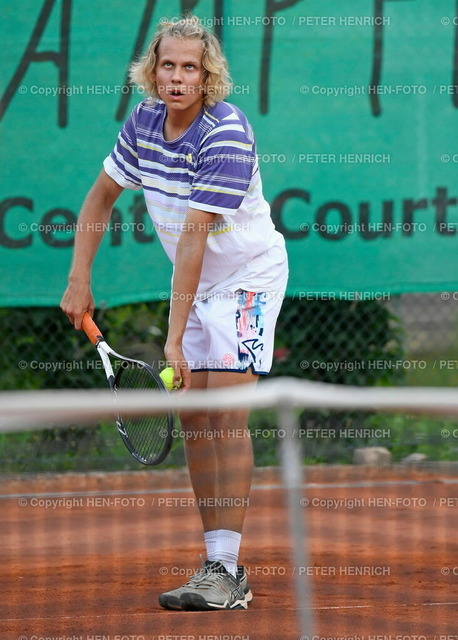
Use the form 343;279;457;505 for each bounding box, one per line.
182;289;285;375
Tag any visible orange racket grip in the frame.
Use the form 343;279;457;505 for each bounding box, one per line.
81;312;104;345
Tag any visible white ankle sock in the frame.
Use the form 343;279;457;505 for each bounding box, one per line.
213;529;241;577
204;530;218;562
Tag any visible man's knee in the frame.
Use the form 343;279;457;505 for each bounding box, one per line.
179;410;208;433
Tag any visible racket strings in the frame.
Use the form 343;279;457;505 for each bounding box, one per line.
115;363;172;464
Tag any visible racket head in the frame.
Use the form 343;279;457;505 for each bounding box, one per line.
114;361;174;466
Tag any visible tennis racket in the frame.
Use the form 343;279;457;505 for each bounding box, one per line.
81;312;174;465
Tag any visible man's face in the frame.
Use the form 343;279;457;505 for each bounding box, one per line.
153;36;205;116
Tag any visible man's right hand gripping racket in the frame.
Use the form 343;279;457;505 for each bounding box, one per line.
81;312;174;466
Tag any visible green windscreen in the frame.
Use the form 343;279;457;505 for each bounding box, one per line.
1;0;457;307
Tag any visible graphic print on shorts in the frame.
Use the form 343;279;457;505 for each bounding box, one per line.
236;291;266;369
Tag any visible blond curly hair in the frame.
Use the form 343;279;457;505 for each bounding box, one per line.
130;16;232;106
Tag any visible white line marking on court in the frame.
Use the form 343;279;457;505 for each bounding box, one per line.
313;604;372;610
1;478;453;500
312;601;458;611
2;601;457;623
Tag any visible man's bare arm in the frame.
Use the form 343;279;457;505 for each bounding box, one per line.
60;169;124;329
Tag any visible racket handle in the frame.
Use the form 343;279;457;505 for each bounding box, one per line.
82;312;104;345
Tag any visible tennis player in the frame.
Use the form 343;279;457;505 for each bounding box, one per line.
60;16;288;611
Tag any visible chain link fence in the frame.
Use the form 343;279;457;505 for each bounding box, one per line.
1;293;458;472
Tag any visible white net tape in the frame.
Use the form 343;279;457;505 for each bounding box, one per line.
1;378;458;432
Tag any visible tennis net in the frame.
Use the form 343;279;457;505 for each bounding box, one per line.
1;379;458;638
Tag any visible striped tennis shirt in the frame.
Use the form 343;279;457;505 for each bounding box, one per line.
104;98;288;298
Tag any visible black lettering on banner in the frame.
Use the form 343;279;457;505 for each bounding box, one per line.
433;186;457;236
181;0;202;13
359;201;393;239
369;0;385;116
110;208;123;246
213;0;225;42
271;189;310;239
369;0;408;117
260;0;301;114
402;198;428;236
453;0;458;108
315;201;352;241
0;0;72;127
115;0;157;122
1;187;456;250
0;197;33;249
41;208;76;247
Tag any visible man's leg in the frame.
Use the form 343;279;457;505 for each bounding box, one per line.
158;370;217;610
206;369;257;533
178;369;257;610
180;370;218;531
159;369;256;610
181;369;256;534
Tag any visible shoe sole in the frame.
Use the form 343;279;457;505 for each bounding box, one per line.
159;577;252;611
158;594;183;610
180;592;249;611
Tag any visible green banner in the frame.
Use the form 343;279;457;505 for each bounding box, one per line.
1;0;457;307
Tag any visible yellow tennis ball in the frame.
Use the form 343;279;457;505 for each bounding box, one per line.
160;366;181;391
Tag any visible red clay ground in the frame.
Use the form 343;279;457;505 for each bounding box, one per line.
1;465;458;639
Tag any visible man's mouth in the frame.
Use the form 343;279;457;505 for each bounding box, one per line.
169;88;185;96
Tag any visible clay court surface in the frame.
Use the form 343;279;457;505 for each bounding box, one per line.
1;465;458;639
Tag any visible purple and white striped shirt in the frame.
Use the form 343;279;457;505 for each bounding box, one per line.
104;99;288;297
